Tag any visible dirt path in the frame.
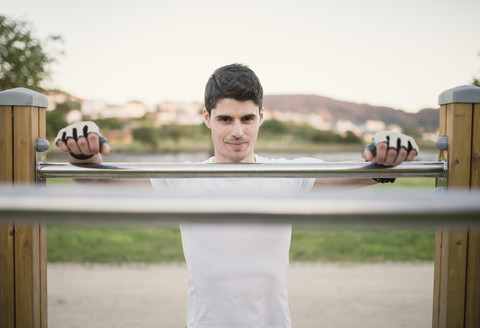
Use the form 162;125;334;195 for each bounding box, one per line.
47;262;433;328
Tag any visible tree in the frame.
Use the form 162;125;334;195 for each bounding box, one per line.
473;77;480;87
94;117;123;132
132;127;158;147
260;119;289;136
0;15;63;91
55;99;81;116
473;51;480;87
46;110;67;140
341;130;362;144
159;125;183;143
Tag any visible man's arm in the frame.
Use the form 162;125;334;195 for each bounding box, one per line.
313;131;419;188
55;121;151;185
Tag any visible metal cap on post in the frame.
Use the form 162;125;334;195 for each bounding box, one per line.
438;84;480;105
0;87;48;108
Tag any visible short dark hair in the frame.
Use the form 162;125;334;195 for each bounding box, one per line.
204;63;263;114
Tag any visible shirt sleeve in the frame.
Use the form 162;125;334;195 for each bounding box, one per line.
292;157;323;193
258;156;323;193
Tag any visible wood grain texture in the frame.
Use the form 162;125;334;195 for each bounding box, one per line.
13;106;38;184
0;224;15;328
0;106;13;183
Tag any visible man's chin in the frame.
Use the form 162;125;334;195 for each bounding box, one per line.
224;151;252;163
228;155;248;163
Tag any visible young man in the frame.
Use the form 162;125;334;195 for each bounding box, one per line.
56;63;418;327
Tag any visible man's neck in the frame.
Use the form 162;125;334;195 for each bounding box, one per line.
213;154;256;163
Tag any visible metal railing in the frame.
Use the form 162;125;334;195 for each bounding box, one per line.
2;185;479;227
37;161;447;179
25;159;475;227
0;159;459;226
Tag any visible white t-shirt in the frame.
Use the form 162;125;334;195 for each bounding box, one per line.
150;155;321;328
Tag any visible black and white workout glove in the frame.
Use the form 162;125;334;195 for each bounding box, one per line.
54;121;109;160
365;131;419;183
365;131;419;158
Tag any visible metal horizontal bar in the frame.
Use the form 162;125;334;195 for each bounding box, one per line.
37;161;447;179
1;186;478;227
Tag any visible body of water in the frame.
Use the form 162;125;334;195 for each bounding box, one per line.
48;150;438;163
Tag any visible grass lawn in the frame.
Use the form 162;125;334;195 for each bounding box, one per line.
47;225;184;263
46;177;437;263
47;225;435;263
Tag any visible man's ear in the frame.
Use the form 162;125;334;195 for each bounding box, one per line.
203;108;211;129
259;108;264;126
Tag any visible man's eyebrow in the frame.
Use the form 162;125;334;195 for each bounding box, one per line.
214;114;257;121
215;115;232;120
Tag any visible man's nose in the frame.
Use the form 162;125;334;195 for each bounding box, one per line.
231;121;243;138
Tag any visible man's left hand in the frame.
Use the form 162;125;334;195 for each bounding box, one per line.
363;131;419;166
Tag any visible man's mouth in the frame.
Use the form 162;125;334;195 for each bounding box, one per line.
226;140;247;149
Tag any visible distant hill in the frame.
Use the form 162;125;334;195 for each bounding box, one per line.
263;94;439;131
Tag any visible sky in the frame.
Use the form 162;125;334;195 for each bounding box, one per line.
2;0;480;113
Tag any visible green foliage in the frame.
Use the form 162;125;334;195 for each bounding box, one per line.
159;124;183;142
295;124;318;141
130;124;211;148
160;124;210;141
310;129;342;143
0;15;63;91
94;117;124;132
55;100;80;116
132;126;158;146
261;119;291;135
46;109;67;140
472;51;480;87
402;128;422;140
342;130;362;143
259;119;360;144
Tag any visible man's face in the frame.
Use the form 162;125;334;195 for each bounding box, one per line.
204;98;264;163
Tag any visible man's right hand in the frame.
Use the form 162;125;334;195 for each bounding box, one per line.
55;121;110;163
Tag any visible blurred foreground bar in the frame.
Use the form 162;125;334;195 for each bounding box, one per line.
0;186;478;227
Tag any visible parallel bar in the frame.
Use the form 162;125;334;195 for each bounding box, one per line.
0;186;479;227
37;161;447;179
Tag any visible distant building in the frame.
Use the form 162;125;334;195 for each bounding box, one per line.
101;104;125;119
268;110;306;125
66;110;82;124
46;90;82;111
386;124;403;133
422;130;439;142
124;101;147;119
46;92;68;111
81;99;146;119
155;101;203;125
106;129;133;144
365;120;386;132
81;100;106;119
335;120;361;136
308;113;332;130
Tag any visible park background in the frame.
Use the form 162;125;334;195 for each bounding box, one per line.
2;0;479;264
1;1;480;326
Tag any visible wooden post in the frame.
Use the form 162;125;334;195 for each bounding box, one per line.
433;85;480;328
0;88;48;328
